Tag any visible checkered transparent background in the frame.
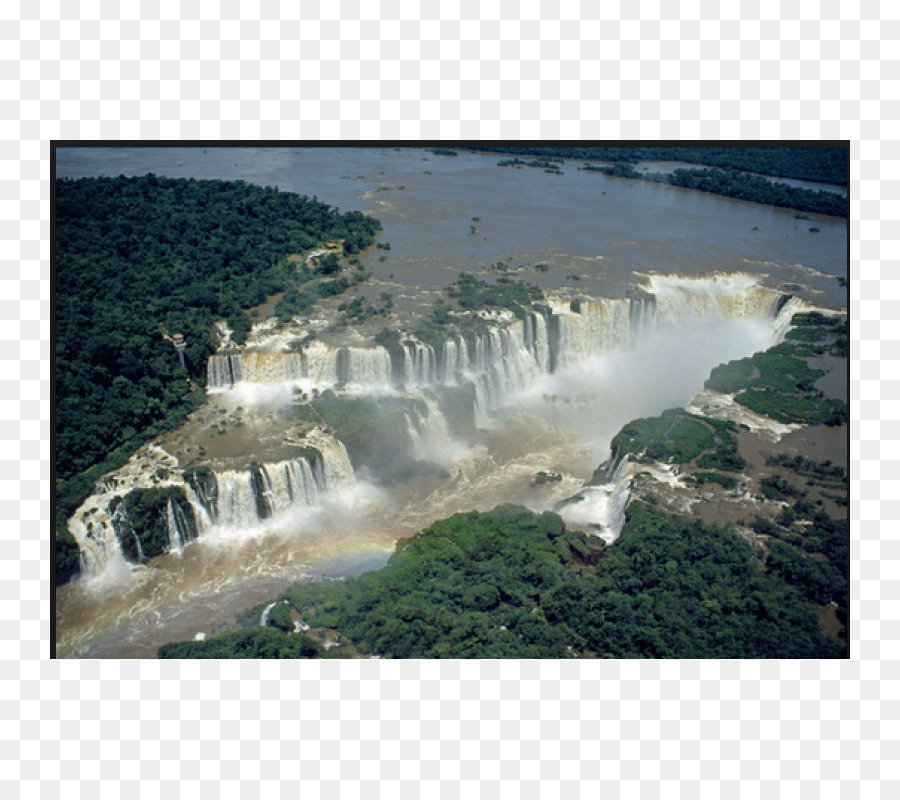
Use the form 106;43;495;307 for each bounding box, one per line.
6;0;896;795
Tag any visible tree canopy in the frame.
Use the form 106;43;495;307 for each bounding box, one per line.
54;174;381;584
159;502;845;659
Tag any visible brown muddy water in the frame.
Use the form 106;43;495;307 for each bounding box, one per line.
57;147;849;310
54;147;849;658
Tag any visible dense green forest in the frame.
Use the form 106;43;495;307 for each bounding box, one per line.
55;175;381;584
471;146;848;186
159;502;844;659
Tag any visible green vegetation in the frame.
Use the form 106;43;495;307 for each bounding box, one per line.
612;409;713;463
766;453;846;488
55;528;81;586
108;487;197;561
607;409;745;473
737;390;847;427
765;540;844;606
706;352;824;395
158;627;322;659
266;602;294;633
473;146;847;186
690;472;738;490
446;272;544;317
159;502;844;659
745;474;848;629
705;312;848;426
790;311;848;358
583;164;847;217
428;148;458;156
333;293;393;327
274;271;376;323
759;475;806;501
401;272;546;353
55;174;381;584
821;491;848;508
497;157;564;173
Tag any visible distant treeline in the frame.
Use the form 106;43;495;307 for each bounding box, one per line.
586;163;847;217
54;174;381;584
470;145;848;186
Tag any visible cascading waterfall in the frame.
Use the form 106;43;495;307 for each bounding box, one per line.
345;346;393;389
70;274;808;577
207;352;244;391
207;344;393;391
405;391;458;465
559;457;634;543
69;430;356;577
185;433;354;530
206;275;800;409
404;341;437;387
166;500;183;556
550;297;636;368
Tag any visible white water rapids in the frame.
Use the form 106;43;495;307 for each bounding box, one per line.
57;274;810;658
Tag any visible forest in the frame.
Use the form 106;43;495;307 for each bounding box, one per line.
55;174;382;584
582;163;847;217
159;501;845;659
472;145;848;186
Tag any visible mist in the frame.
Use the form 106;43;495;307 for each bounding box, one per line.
508;315;775;466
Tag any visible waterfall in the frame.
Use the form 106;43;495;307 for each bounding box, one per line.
305;428;355;488
165;500;183;556
73;274;811;577
604;458;634;539
260;601;278;628
242;352;305;384
345;346;393;389
205;275;799;397
214;470;261;528
68;430;356;575
560;457;634;543
404;391;458;464
646;273;788;324
196;439;353;530
207;353;245;391
265;458;321;511
301;341;340;386
441;338;462;384
403;342;437;386
206;344;392;391
551;297;638;368
405;413;424;458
